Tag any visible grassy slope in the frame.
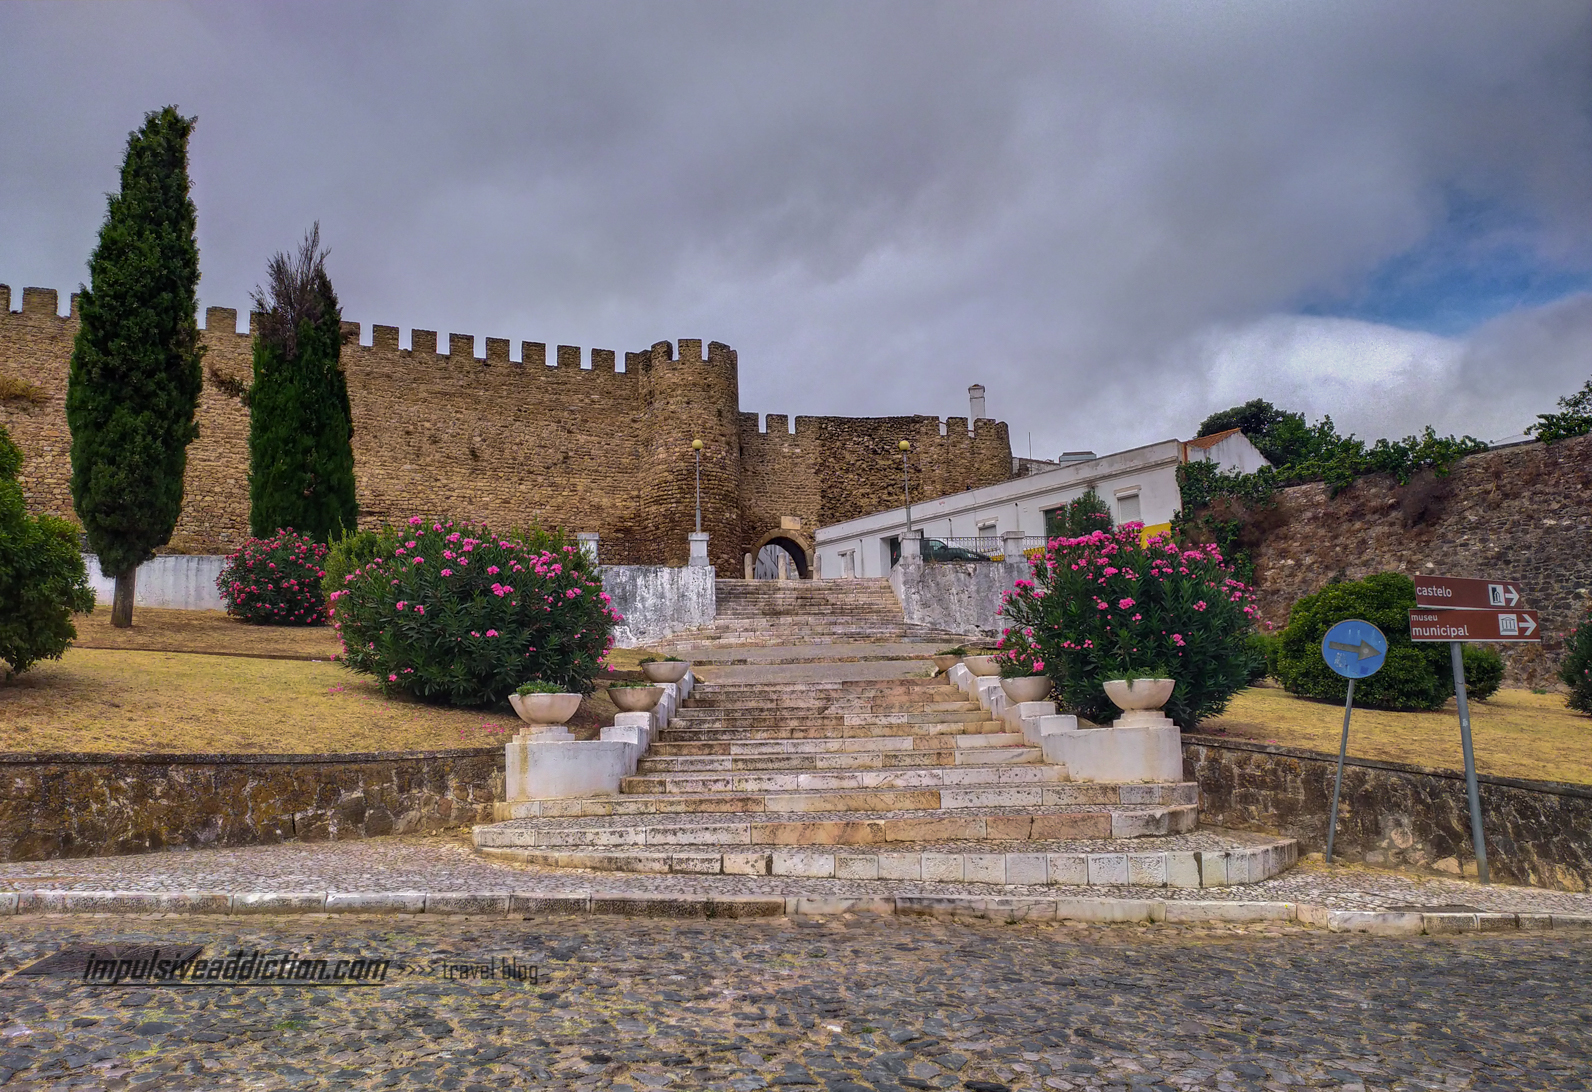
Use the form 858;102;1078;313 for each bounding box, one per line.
1205;685;1591;785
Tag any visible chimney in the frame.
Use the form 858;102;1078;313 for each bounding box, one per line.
968;384;987;421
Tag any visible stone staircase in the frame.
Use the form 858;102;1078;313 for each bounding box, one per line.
657;578;968;650
473;580;1297;890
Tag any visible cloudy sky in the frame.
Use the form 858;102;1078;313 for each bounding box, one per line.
3;1;1590;457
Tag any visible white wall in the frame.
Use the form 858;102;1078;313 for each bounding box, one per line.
85;554;227;611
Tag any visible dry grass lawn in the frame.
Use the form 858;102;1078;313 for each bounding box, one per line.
1205;685;1592;786
70;607;341;660
0;645;653;755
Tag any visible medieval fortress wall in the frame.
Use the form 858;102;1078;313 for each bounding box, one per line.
0;285;1013;570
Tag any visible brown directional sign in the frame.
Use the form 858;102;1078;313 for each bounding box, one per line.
1409;608;1541;643
1413;576;1525;611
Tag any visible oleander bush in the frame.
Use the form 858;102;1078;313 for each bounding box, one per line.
0;424;97;678
330;518;619;706
1561;611;1592;715
216;530;330;626
1275;572;1503;710
321;525;399;599
997;524;1257;727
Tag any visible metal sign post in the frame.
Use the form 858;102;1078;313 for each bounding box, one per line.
1411;574;1541;886
1449;641;1489;884
1321;619;1388;864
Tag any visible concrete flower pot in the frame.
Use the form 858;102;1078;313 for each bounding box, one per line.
1103;678;1175;713
641;660;691;684
1000;675;1051;703
509;691;582;726
609;685;665;713
963;655;1000;677
930;654;961;674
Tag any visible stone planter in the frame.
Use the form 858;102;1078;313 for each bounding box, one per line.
609;685;665;713
1103;678;1175;714
1000;675;1051;703
509;691;581;726
963;655;1000;677
931;654;961;674
641;660;691;684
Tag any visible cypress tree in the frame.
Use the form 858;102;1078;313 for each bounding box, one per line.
67;107;204;629
247;223;358;543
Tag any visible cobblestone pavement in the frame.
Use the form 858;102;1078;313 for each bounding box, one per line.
3;834;1592;916
0;914;1587;1091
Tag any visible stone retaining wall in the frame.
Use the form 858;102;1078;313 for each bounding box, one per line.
889;556;1026;639
1184;735;1592;892
0;748;504;862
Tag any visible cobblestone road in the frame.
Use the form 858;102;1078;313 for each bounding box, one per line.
0;914;1586;1092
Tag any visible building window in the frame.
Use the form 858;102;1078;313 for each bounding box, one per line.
1116;491;1141;524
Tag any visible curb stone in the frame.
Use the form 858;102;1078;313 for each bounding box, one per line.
1;890;1588;934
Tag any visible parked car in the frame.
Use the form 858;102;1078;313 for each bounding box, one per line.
923;538;991;562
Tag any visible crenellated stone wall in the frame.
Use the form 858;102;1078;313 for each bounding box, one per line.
0;284;1014;571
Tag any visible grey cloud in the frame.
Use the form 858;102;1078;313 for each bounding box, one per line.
2;0;1589;458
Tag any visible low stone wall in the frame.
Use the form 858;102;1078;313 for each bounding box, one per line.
1184;735;1592;892
601;564;717;647
85;553;226;611
0;748;504;862
889;557;1026;639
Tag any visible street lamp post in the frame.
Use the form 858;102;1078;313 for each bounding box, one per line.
899;440;912;534
692;439;703;533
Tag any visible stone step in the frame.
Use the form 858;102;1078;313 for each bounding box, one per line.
688;679;959;697
656;721;1006;742
476;839;1292;888
636;746;1041;773
619;763;1068;796
681;697;975;713
670;709;990;726
475;805;1197;849
474;827;1292;889
649;732;1028;756
494;781;1197;820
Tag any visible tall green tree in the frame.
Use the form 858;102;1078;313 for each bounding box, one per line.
247;224;358;544
67;107;204;628
0;424;97;679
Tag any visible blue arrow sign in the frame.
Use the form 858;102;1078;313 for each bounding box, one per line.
1321;619;1388;679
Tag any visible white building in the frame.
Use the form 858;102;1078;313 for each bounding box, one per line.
814;428;1266;579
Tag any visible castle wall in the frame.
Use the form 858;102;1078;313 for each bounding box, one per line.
1247;434;1592;687
0;284;1016;566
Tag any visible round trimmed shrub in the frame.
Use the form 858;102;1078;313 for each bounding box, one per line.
1459;645;1504;702
1562;611;1592;715
329;518;619;707
0;424;97;678
997;525;1257;727
1276;571;1491;710
216;530;329;626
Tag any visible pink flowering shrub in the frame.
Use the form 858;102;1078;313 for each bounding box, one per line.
328;519;618;706
997;524;1257;726
216;530;329;626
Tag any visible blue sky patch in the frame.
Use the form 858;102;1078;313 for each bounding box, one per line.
1299;191;1592;336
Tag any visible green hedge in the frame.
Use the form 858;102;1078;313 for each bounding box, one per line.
1277;572;1503;710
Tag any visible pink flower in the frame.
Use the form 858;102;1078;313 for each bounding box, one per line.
1172;634;1186;646
1118;598;1135;609
414;605;425;615
388;674;398;682
486;629;498;637
441;568;453;577
487;565;500;575
1194;600;1207;611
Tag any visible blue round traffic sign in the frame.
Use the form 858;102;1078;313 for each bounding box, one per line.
1321;619;1388;679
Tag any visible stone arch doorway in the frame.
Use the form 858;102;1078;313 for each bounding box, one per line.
749;532;811;580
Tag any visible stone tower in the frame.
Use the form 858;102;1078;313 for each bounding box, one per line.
635;339;743;569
